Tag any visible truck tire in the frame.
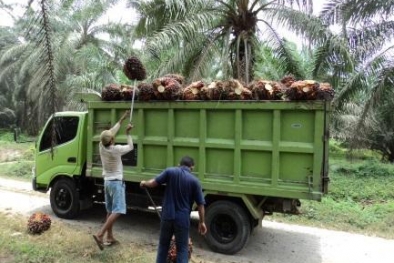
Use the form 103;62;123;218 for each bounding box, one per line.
205;200;251;254
50;178;80;219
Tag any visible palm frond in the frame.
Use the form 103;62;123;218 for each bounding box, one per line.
145;11;218;54
347;21;394;60
269;6;329;46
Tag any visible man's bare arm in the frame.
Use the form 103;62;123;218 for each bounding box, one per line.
140;179;158;188
197;204;207;235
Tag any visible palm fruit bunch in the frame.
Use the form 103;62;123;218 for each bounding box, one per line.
182;81;205;100
27;212;51;234
200;80;230;100
137;82;155;101
152;77;183;100
120;84;139;101
280;74;296;88
226;79;253;100
167;237;193;263
284;80;320;100
123;56;147;81
316;82;335;101
248;80;285;100
163;74;185;86
102;83;122;101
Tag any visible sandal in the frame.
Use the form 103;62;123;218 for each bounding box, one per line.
103;240;120;246
93;235;104;251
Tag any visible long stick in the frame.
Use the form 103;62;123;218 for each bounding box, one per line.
129;80;136;122
144;187;161;219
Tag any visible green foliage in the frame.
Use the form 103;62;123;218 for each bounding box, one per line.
329;140;347;157
332;160;394;178
0;162;33;179
0;131;14;142
132;0;315;82
329;139;380;160
0;0;138;134
0;138;35;179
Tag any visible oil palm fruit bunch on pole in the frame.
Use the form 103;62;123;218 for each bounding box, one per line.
102;83;122;101
152;77;183;100
27;212;51;234
137;82;155;101
123;56;147;81
182;81;206;100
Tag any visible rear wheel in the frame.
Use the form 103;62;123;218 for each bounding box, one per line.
205;200;251;254
50;178;80;219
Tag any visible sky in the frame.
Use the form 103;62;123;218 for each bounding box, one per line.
0;0;326;27
0;0;136;26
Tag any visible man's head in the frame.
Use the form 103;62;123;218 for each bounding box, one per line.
180;156;194;169
100;130;114;147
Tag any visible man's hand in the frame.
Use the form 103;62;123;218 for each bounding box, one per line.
198;222;207;235
140;179;158;188
120;110;130;122
140;180;146;188
126;123;133;133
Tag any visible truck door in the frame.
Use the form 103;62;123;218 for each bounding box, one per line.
35;116;80;185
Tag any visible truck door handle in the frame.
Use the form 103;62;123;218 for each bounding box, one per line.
68;157;76;163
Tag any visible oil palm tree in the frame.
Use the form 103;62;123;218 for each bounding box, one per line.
130;0;314;83
0;0;136;133
276;0;394;158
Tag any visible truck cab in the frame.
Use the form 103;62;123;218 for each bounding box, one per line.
33;112;88;218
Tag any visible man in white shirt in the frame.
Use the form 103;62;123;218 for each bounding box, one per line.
93;110;134;250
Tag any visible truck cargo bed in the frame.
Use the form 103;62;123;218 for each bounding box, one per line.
86;100;330;201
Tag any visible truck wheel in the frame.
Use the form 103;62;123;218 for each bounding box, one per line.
205;200;251;254
50;178;80;219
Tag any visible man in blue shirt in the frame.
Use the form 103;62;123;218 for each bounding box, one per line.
140;156;207;263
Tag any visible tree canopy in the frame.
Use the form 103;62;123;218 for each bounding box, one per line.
1;0;394;161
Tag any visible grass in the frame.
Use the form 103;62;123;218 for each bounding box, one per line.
0;139;35;179
0;211;157;263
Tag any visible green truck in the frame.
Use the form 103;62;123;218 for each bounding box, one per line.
32;98;330;254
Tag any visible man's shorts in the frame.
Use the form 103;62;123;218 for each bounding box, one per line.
104;180;126;214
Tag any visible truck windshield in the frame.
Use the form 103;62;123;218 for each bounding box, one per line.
39;116;79;152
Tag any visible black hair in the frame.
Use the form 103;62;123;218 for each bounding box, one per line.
180;156;194;167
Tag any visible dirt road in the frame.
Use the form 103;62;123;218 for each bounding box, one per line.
1;177;394;263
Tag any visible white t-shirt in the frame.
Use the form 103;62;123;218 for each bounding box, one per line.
99;122;134;181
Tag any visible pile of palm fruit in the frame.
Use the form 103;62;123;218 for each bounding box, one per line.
27;212;52;234
101;56;335;101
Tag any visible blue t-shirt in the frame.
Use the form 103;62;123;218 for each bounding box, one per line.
155;166;205;228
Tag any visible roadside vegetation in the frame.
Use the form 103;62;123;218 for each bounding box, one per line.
0;132;34;179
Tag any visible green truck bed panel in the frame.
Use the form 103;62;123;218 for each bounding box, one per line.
86;100;330;201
